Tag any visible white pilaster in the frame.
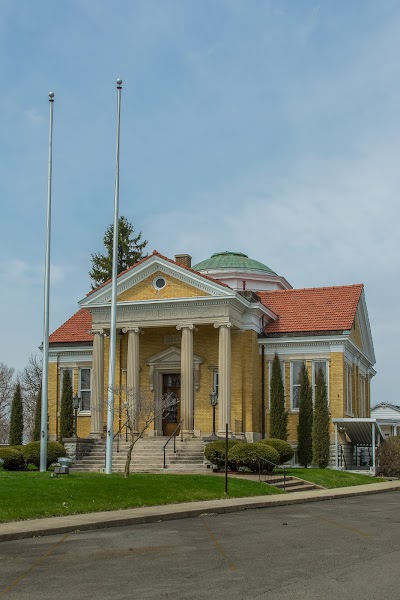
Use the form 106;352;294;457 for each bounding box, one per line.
215;322;232;433
91;330;104;437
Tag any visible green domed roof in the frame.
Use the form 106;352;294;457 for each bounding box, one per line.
193;251;277;275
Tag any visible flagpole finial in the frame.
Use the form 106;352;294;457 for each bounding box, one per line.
116;78;122;87
48;92;55;101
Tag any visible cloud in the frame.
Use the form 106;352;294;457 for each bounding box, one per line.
24;107;44;126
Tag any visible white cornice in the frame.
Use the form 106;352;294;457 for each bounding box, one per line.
48;346;93;363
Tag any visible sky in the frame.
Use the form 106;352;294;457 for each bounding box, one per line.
1;0;399;405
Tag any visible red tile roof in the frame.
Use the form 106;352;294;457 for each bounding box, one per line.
49;281;364;344
49;309;93;344
259;284;363;334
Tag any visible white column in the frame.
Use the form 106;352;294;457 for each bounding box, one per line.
177;324;194;435
371;422;376;472
334;423;339;469
126;328;141;433
91;330;104;437
215;323;232;434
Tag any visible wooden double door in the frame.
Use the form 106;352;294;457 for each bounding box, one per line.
162;373;181;436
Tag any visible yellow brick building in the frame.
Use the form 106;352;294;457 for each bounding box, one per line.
48;251;375;457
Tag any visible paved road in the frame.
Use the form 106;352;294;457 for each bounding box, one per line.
1;492;399;600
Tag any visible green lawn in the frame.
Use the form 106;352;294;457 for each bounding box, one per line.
0;471;283;523
284;468;386;488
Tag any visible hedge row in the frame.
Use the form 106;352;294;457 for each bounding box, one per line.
0;442;66;471
205;438;294;472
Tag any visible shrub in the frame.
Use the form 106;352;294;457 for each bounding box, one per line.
228;442;280;473
378;437;400;477
22;441;66;469
204;440;241;469
259;438;294;464
0;447;25;471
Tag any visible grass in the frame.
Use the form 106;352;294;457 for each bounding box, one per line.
0;471;283;523
284;468;386;488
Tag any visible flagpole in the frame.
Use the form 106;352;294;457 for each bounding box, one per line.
40;91;55;472
105;78;123;474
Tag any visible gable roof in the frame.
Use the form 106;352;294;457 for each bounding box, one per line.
49;309;93;344
86;250;230;299
259;284;363;334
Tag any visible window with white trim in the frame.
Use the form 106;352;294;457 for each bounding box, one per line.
268;360;286;409
212;370;219;397
79;367;92;412
312;360;328;404
290;360;304;410
345;363;353;415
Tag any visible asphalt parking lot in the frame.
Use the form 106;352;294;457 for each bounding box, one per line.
1;491;399;600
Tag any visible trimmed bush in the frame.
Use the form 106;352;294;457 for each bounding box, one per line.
22;441;66;469
0;448;25;471
259;438;294;464
378;437;400;477
205;439;241;469
228;442;280;473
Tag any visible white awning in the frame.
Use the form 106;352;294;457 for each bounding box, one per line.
332;418;385;446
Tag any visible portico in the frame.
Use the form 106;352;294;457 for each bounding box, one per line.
73;252;273;441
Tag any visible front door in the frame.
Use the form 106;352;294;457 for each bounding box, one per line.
162;373;181;436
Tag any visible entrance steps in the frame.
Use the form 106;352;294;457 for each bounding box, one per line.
70;437;208;474
266;475;321;493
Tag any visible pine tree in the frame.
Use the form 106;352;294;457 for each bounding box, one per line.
312;367;330;468
33;383;42;441
59;371;74;439
89;216;148;289
269;353;288;440
297;362;313;467
9;383;24;446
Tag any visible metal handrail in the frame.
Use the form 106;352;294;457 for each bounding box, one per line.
257;456;288;491
163;419;184;469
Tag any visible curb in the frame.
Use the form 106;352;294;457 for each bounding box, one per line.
1;481;399;543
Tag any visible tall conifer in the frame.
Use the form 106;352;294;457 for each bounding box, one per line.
89;216;147;289
9;383;23;446
297;363;313;467
33;383;42;441
59;371;74;439
269;353;288;440
312;367;330;468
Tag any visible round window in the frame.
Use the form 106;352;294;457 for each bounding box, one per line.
153;276;166;290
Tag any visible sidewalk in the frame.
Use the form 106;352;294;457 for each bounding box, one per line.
1;480;399;543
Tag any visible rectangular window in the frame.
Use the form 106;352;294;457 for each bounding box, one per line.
79;367;91;412
268;361;286;409
312;361;328;403
213;370;219;397
346;364;353;415
290;361;304;410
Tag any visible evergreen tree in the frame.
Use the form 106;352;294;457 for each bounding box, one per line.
89;216;148;289
9;383;24;446
297;362;313;467
59;371;74;439
269;353;288;440
312;367;330;468
33;383;42;441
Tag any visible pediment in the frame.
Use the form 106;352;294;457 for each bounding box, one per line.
146;346;203;367
352;290;375;365
80;253;234;308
